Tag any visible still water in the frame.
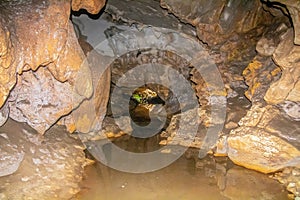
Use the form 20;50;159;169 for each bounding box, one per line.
75;146;288;200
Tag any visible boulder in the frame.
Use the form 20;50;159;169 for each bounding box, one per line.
226;105;300;174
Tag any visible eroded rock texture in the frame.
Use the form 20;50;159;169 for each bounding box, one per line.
265;28;300;105
72;0;106;14
222;2;300;197
267;0;300;45
160;0;299;197
0;119;86;200
160;0;273;47
227;105;300;173
0;0;104;133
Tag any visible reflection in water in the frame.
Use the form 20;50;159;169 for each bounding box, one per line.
75;147;288;200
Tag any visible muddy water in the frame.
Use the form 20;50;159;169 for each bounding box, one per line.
75;133;289;200
75;151;288;200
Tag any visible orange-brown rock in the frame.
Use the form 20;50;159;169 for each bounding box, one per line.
0;0;93;133
265;28;300;104
226;105;300;174
242;58;281;103
228;126;300;173
55;36;111;134
71;49;111;133
72;0;106;14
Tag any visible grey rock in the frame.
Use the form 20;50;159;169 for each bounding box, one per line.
0;134;24;177
0;103;9;127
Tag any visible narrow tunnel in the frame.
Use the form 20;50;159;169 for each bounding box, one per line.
0;0;299;199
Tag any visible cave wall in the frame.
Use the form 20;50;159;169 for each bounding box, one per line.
0;0;299;198
161;0;300;196
0;0;106;133
0;0;298;170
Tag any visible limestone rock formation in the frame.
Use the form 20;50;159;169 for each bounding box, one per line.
242;58;281;103
273;167;300;198
0;133;24;177
0;0;110;133
69;38;111;133
72;0;106;15
160;0;273;47
267;0;300;45
226;105;300;174
265;28;300;104
0;103;9;127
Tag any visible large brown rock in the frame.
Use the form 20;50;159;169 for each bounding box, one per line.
8;65;89;134
0;0;101;133
265;28;300;104
226;105;300;174
228;126;300;173
71;49;111;133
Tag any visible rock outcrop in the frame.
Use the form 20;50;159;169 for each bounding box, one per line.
265;28;300;105
0;1;107;199
0;0;107;134
160;0;273;47
227;105;300;174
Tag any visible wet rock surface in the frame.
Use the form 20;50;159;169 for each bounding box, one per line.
73;0;300;198
0;133;24;177
0;0;298;198
105;0;196;37
0;119;86;200
0;0;97;133
0;103;9;127
243;58;281;103
69;35;111;134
